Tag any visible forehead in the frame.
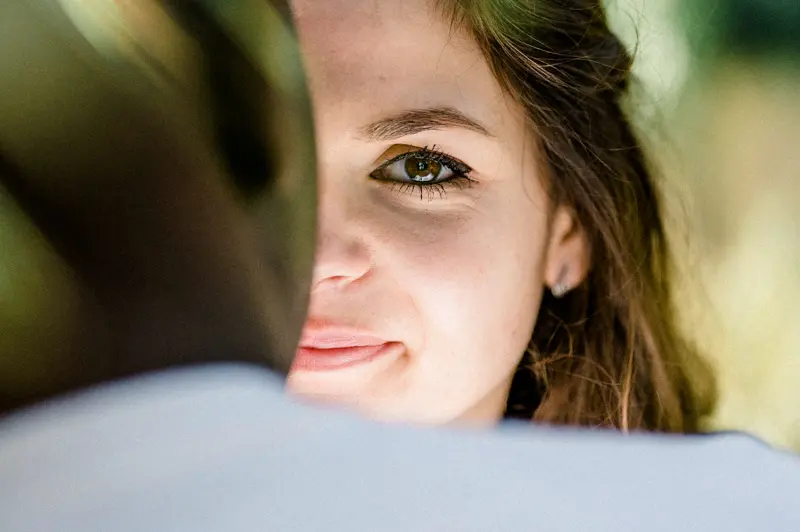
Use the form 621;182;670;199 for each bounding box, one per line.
292;0;508;134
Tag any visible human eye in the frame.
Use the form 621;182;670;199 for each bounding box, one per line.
368;145;476;200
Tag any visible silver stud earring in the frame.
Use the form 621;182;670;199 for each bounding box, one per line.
551;283;570;298
551;266;570;298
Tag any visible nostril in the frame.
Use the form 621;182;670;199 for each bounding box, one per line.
311;235;372;290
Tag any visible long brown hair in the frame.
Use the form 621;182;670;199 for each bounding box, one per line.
439;0;714;432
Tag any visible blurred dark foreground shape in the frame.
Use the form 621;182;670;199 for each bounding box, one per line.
0;0;316;412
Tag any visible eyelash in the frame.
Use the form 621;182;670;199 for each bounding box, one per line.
369;146;476;201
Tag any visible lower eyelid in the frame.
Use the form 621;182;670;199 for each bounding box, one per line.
380;175;476;200
389;182;452;201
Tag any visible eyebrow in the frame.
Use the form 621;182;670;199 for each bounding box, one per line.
356;106;493;141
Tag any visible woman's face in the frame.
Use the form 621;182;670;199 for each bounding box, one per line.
287;0;586;425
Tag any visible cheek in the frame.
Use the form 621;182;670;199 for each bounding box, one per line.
366;188;549;371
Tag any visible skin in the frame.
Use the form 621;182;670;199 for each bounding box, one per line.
287;0;589;426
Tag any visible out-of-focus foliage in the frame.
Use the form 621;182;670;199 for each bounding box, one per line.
679;0;800;62
609;0;800;451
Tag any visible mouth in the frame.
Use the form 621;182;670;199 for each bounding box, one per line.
291;327;401;372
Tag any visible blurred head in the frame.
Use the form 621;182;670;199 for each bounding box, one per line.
0;0;315;411
288;0;712;430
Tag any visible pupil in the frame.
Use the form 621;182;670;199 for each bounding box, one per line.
405;157;441;182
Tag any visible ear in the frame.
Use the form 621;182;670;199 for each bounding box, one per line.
543;206;590;295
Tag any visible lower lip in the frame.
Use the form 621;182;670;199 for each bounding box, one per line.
291;343;399;372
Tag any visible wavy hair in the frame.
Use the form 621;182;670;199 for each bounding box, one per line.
439;0;714;432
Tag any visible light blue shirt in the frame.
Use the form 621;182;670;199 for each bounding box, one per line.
1;365;797;531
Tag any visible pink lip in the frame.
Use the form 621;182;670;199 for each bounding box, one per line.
292;325;399;372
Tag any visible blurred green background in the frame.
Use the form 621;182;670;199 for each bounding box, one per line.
608;0;800;450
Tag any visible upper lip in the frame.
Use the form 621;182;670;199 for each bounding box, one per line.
298;322;389;349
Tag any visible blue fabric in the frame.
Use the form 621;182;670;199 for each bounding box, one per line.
1;364;797;531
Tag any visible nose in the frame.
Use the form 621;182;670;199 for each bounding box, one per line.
311;187;372;291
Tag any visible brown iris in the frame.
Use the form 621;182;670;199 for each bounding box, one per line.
404;156;441;182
